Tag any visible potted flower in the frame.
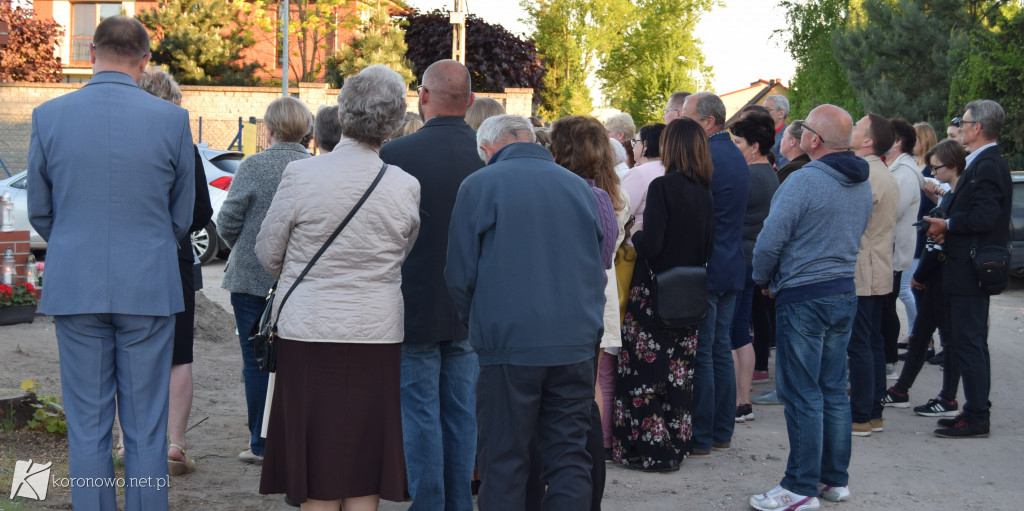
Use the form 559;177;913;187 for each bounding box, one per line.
0;282;39;325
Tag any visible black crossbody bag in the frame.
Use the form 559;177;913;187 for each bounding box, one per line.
647;224;713;329
248;163;388;372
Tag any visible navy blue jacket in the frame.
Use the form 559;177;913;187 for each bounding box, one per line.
707;131;750;292
444;142;605;366
380;117;483;344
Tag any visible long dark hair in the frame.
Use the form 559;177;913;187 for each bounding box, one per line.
637;123;666;159
660;118;713;187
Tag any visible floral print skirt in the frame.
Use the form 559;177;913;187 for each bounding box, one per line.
611;259;698;471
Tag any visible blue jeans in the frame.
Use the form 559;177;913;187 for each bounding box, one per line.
401;340;478;511
848;295;885;423
55;314;174;511
231;292;269;456
775;292;857;497
730;267;755;349
693;290;738;449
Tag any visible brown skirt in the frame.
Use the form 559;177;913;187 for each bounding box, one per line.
259;339;406;503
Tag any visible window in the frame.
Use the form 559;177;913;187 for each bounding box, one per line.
70;3;122;65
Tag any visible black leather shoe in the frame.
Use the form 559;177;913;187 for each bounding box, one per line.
934;417;990;438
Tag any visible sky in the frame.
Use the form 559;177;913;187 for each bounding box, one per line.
406;0;797;98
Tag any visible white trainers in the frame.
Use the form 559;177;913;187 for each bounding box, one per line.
817;482;850;502
238;449;263;465
750;486;820;510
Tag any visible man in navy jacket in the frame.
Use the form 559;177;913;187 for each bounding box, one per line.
681;92;750;455
380;59;483;511
923;99;1012;438
445;114;604;511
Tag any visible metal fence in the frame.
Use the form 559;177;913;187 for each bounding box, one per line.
0;116;246;177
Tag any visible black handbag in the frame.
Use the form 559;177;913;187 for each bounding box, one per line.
248;163;388;372
971;242;1011;296
649;265;708;329
647;226;712;329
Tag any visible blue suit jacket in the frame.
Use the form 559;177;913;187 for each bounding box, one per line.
707;131;750;292
27;71;195;316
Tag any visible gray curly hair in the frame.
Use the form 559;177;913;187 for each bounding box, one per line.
337;65;408;147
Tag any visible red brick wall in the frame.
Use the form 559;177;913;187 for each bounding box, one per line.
0;230;41;299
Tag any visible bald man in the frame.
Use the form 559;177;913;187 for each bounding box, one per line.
751;105;872;510
379;59;482;511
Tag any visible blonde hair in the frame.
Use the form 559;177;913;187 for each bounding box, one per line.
401;118;424;137
465;97;506;130
913;122;938;167
138;67;182;106
264;97;314;144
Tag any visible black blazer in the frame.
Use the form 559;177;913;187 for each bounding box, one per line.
380;116;483;344
941;145;1012;296
632;172;715;274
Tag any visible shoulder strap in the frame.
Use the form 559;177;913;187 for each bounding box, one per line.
275;162;388;322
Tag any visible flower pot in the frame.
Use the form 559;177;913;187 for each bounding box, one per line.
0;305;36;326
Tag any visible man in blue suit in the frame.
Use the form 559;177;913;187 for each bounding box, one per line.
27;15;194;511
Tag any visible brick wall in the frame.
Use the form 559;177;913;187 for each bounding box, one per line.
0;82;534;172
0;230;39;294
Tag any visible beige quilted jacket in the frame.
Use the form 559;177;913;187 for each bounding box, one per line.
254;139;421;344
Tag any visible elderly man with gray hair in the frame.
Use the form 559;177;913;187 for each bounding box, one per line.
445;114;606;511
765;94;791;167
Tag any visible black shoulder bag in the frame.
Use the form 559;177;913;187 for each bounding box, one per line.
647;222;713;330
248;163;388;372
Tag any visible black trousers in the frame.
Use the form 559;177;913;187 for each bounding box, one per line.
894;278;960;400
881;271;902;364
947;294;992;421
477;359;595;511
751;285;775;372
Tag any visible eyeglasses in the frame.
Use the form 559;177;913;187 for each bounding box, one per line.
628;138;643;145
416;85;428;95
663;107;680;115
795;120;827;146
952;117;979;128
932;164;948;172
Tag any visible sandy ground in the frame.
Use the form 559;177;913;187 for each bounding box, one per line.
1;259;1023;510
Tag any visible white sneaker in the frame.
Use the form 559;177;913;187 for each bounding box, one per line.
750;486;820;510
817;482;850;502
238;449;263;465
886;362;898;380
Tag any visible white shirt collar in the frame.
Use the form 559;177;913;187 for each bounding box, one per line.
965;142;998;166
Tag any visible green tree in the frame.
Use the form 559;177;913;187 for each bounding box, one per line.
834;0;971;127
245;0;351;84
598;0;715;125
137;0;259;85
0;2;63;83
776;0;863;119
325;2;415;88
524;0;630;119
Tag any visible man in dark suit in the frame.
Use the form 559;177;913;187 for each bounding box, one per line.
681;91;750;456
924;99;1012;438
27;16;194;511
379;59;482;511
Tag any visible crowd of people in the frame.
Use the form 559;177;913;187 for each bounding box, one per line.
24;15;1014;511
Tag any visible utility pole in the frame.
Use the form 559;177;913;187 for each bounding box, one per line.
450;0;466;64
281;0;290;96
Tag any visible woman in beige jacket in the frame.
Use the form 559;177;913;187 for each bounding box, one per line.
254;65;421;511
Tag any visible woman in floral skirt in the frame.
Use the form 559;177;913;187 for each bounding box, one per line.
612;118;715;471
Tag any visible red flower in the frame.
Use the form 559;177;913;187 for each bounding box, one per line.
0;284;11;295
24;283;35;292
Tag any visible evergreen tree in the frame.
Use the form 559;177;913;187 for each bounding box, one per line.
597;0;715;125
325;2;415;88
137;0;259;85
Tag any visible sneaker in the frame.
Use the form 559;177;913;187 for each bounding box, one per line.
816;483;850;502
914;396;959;417
937;413;964;428
753;389;782;405
750;486;820;511
238;449;263;465
852;422;872;436
934;417;990;438
881;387;909;408
870;418;884;432
753;370;770;384
886;362;898;380
742;403;755;422
736;405;747;423
927;350;945;365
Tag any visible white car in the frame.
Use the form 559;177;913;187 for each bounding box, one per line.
0;146;245;264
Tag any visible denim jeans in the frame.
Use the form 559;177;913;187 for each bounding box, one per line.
729;267;755;349
775;292;857;497
231;292;269;456
693;290;738;449
848;295;885;423
401;340;478;511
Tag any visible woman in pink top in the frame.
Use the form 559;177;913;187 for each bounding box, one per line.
621;123;667;234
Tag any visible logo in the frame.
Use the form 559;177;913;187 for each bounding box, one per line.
10;459;51;501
